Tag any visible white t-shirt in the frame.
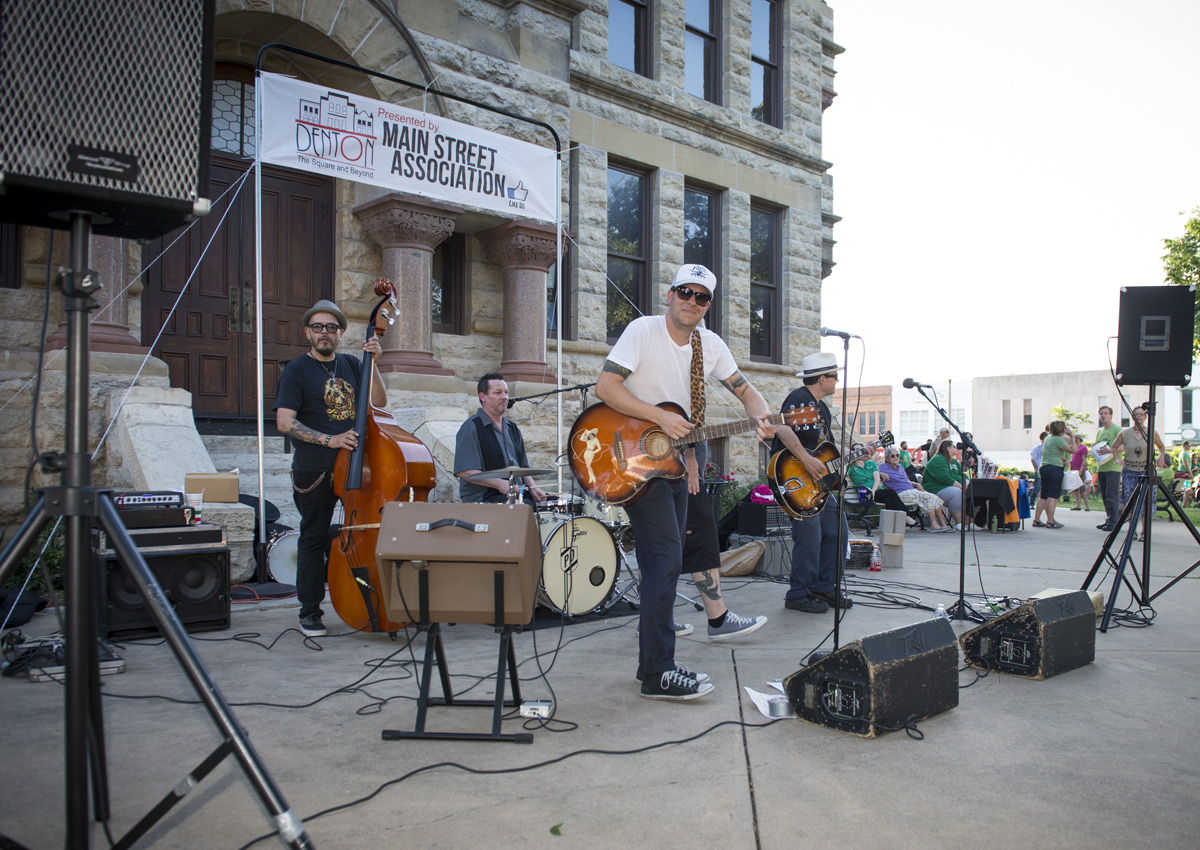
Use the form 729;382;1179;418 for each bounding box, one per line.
606;315;737;417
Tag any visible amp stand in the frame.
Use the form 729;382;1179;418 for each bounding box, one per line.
381;567;533;743
0;213;313;849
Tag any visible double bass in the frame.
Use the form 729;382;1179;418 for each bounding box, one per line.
328;278;436;633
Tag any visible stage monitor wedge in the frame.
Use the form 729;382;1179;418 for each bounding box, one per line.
0;0;215;240
783;618;959;738
959;590;1095;680
1114;285;1196;387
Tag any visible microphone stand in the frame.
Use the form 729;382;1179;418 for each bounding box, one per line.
913;385;983;622
832;336;851;650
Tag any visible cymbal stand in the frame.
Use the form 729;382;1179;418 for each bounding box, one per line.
0;213;313;849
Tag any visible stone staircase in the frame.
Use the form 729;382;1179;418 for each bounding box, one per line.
200;434;300;531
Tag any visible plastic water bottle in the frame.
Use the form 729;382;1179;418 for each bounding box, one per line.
869;545;882;572
934;603;948;620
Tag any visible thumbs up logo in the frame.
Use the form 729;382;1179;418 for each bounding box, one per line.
507;181;529;201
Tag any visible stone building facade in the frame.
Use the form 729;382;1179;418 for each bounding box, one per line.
0;0;840;577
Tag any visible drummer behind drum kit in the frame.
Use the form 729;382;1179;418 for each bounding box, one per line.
467;465;636;618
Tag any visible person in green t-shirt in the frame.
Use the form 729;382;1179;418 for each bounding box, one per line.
1033;420;1074;528
1175;441;1193;478
1094;405;1122;531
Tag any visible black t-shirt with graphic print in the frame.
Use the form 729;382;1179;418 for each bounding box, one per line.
274;352;363;472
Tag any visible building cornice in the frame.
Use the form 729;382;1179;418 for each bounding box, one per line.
570;65;831;174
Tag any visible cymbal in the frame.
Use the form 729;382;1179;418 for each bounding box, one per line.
468;466;554;481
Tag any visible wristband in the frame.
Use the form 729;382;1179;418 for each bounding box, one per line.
323;434;331;447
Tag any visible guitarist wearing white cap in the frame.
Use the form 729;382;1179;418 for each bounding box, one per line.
770;351;854;615
595;263;775;700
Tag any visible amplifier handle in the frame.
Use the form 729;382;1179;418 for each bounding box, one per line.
417;518;488;533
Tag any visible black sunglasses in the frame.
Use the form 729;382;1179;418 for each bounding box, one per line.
307;322;342;333
672;285;713;307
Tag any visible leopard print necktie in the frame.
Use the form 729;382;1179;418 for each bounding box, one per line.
689;330;705;429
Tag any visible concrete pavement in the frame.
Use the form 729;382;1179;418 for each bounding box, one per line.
1;515;1198;849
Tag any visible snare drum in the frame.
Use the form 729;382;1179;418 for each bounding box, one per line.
266;530;299;585
537;516;618;615
585;498;629;527
535;494;585;516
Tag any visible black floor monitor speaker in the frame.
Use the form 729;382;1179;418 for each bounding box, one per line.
97;545;231;638
0;0;215;240
1115;286;1196;387
959;590;1095;679
783;618;959;737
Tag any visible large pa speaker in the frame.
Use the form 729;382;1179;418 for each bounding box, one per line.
1115;286;1196;387
959;590;1095;679
96;545;230;638
0;0;215;240
783;618;959;738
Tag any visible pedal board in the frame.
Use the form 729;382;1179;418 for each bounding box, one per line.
20;638;127;682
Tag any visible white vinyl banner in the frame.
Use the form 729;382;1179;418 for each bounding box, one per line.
259;72;556;223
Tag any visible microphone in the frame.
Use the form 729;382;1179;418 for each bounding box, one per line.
819;327;859;339
902;378;933;389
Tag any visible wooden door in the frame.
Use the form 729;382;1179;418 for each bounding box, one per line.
143;158;332;419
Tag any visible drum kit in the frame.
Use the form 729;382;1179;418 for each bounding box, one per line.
260;463;639;618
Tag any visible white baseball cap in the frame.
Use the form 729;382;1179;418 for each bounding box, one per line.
671;263;718;294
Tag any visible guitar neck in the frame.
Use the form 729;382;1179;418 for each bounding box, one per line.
672;412;784;448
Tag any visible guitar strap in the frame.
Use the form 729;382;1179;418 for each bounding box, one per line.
689;330;705;428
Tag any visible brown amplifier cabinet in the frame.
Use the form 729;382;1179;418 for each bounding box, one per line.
375;502;542;626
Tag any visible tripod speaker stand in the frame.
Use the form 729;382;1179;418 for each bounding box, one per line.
1080;395;1200;632
0;215;313;848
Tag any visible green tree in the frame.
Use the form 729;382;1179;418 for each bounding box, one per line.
1162;207;1200;357
1051;405;1092;434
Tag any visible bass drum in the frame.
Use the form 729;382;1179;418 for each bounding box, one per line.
537;516;618;615
266;530;299;585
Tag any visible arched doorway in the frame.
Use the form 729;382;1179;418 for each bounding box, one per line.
142;64;333;422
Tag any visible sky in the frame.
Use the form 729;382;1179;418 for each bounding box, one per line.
819;0;1200;388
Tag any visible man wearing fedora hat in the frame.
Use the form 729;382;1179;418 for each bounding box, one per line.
275;299;386;637
771;351;854;614
596;263;775;700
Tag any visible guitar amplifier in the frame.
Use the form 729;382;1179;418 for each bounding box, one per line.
737;502;792;536
375;502;542;626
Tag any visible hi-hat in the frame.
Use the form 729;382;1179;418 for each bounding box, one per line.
468;466;553;481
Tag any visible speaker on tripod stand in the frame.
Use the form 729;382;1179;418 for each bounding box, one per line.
1082;285;1200;632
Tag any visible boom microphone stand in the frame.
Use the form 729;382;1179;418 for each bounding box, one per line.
912;385;982;622
0;214;313;849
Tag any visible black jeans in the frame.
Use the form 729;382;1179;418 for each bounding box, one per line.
291;469;337;619
1096;470;1120;525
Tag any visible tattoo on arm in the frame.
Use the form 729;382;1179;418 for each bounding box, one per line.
694;569;721;602
721;372;749;397
286;422;326;445
601;360;631;379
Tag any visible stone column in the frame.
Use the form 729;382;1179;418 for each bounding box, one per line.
47;234;147;354
353;193;458;375
476;221;558;385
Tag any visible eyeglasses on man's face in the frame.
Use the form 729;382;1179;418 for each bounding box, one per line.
307;322;342;333
672;285;713;307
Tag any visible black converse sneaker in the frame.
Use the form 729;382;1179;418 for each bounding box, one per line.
299;613;327;637
635;663;710;683
639;668;715;700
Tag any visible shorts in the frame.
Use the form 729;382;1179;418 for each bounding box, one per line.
1039;465;1064;500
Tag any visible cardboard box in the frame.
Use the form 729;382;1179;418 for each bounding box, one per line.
879;509;906;535
880;542;903;568
184;472;239;502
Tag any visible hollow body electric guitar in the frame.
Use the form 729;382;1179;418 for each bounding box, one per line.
768;431;895;519
568;401;820;504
